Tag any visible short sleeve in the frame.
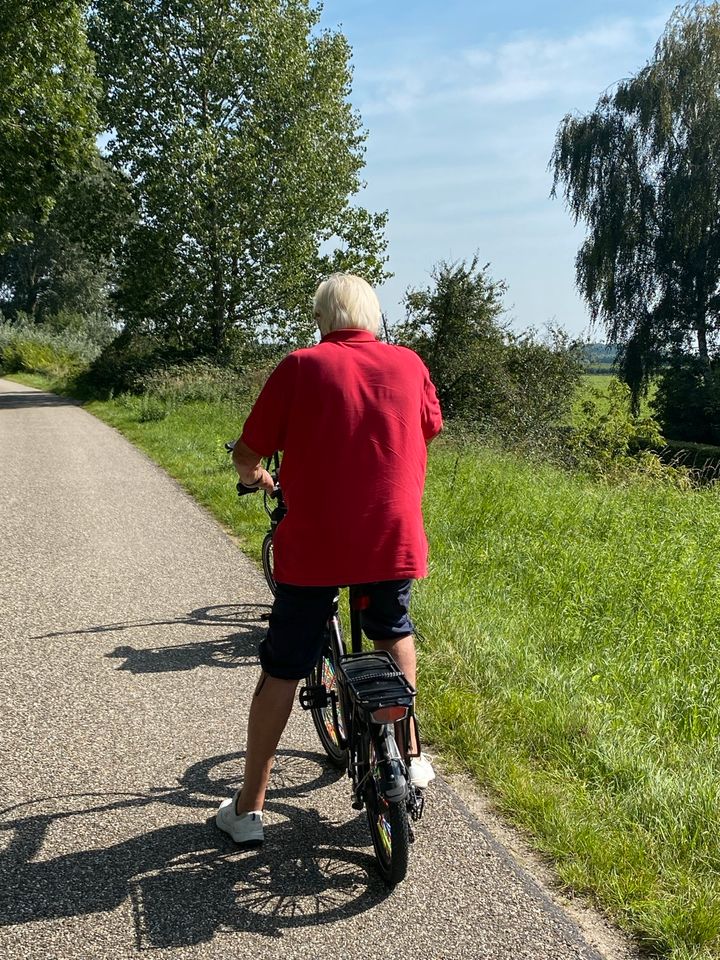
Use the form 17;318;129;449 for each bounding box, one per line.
240;354;298;456
421;367;443;441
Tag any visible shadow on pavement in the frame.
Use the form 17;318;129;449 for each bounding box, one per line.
0;390;77;409
31;603;270;674
107;629;262;673
0;750;387;949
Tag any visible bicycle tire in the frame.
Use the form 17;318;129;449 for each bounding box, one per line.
261;532;276;596
308;629;348;769
365;733;410;886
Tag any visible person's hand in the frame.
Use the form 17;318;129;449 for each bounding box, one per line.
255;468;275;493
238;466;275;493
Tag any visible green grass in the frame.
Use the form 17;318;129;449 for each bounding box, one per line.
575;374;657;421
418;443;720;959
8;371;720;959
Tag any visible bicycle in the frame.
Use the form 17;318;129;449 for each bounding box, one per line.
226;444;426;885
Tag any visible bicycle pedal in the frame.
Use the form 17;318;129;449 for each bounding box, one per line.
298;684;330;711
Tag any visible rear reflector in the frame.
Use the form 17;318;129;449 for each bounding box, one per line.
371;705;408;723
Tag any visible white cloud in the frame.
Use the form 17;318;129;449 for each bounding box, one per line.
358;13;672;116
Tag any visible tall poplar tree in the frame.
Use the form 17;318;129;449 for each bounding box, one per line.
551;2;720;410
89;0;388;356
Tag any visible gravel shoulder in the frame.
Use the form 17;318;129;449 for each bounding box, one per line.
0;378;637;960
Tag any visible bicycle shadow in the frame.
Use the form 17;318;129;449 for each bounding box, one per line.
0;750;389;949
31;603;271;675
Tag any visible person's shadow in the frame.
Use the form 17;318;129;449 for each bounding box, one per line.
0;750;390;949
32;604;270;675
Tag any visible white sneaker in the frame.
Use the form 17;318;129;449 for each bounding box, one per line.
216;792;264;845
408;753;436;789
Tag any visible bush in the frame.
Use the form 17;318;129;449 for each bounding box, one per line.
78;329;191;396
45;309;119;349
652;353;720;445
394;257;584;447
500;328;584;445
0;319;101;377
570;379;689;487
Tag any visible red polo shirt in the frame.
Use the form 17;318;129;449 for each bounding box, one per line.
240;329;443;586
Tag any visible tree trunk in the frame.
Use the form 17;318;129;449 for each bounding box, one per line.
697;314;711;369
201;65;225;358
209;240;225;357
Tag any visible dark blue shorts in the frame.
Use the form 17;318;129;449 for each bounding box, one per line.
259;580;415;680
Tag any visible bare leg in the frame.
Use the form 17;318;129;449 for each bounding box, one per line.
373;633;416;686
372;634;419;754
235;671;299;814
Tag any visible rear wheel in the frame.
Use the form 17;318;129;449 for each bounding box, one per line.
365;731;410;886
308;634;348;769
261;533;276;596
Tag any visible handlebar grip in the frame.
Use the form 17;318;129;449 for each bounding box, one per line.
236;480;259;496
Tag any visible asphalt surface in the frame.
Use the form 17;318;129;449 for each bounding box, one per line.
1;378;611;959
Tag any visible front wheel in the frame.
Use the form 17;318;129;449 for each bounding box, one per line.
365;732;410;886
261;532;276;596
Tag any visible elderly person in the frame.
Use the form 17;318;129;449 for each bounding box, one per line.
217;273;443;845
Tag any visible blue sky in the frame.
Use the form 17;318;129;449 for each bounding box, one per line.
319;0;676;337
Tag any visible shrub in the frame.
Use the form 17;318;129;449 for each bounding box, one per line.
570;379;689;487
0;319;101;377
45;309;119;349
394;257;584;447
652;353;720;445
78;329;190;396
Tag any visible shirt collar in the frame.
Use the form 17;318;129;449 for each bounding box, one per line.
321;328;377;343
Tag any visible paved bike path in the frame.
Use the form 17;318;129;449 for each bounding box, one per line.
0;378;617;960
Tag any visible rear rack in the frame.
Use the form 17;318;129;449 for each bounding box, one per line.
338;651;416;712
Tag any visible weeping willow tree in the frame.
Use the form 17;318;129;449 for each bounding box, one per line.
551;2;720;411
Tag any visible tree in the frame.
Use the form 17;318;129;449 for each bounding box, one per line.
396;257;508;421
88;0;389;357
0;1;99;248
0;155;133;328
551;2;720;412
652;352;720;443
395;257;582;436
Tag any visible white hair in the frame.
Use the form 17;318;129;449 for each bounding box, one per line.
313;273;381;337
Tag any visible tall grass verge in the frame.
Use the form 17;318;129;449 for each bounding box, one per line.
0;320;102;380
418;440;720;959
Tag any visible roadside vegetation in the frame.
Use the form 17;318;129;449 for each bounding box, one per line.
5;340;719;959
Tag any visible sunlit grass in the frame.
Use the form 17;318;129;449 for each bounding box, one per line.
574;374;657;421
417;442;720;959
